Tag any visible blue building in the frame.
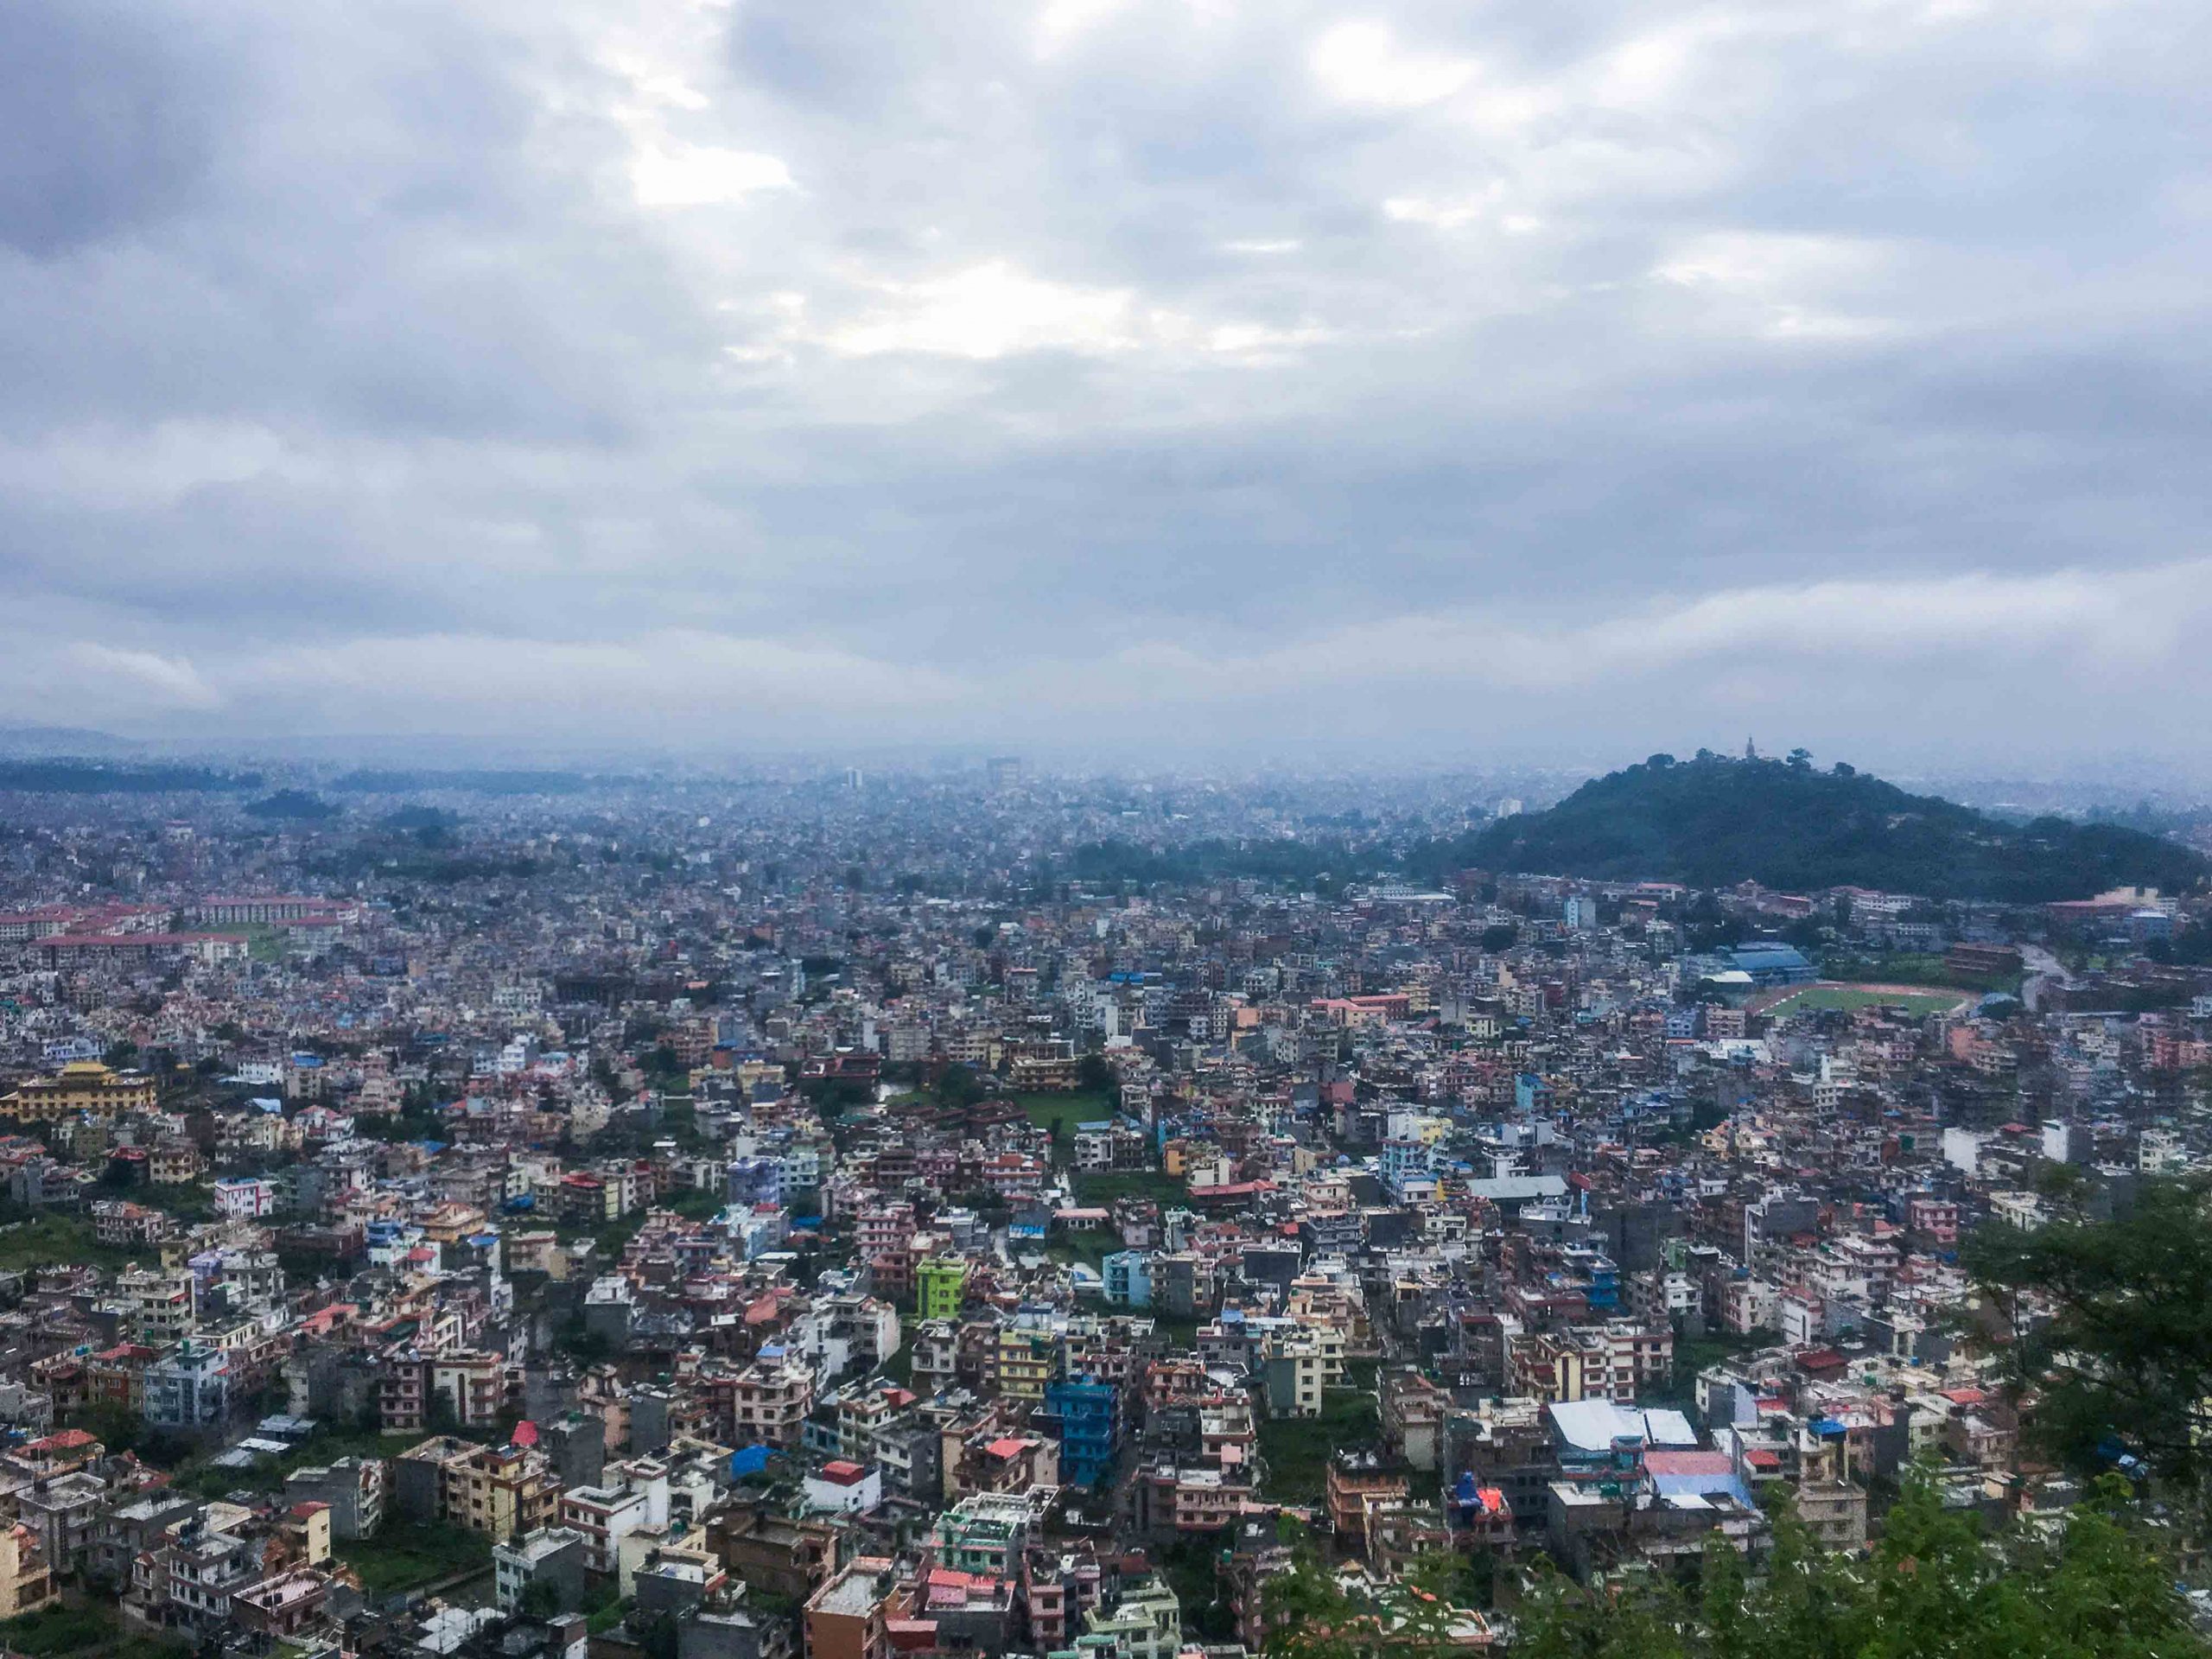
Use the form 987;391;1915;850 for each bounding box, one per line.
726;1156;785;1207
1045;1376;1121;1488
1380;1137;1433;1190
1562;1245;1619;1312
1726;943;1817;986
1103;1250;1153;1308
145;1339;230;1430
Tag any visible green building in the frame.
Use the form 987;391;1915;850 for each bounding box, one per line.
918;1255;970;1320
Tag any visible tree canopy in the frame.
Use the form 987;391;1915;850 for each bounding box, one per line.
1262;1473;2201;1659
1967;1173;2212;1498
1409;753;2203;900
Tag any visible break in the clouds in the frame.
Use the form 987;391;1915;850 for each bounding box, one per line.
1;0;2208;765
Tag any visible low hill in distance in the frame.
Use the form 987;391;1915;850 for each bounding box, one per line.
1415;753;2207;903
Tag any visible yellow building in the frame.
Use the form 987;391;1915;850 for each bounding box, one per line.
283;1501;333;1565
993;1324;1058;1402
3;1061;157;1123
398;1436;561;1542
0;1522;56;1619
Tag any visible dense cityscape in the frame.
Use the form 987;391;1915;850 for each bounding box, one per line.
12;0;2211;1648
0;753;2203;1658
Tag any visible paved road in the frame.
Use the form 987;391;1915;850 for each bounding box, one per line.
2019;944;2072;1013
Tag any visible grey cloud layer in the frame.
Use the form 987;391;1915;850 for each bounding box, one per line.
1;0;2206;763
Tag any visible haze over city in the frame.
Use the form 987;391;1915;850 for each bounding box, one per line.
5;0;2211;767
9;3;2212;1656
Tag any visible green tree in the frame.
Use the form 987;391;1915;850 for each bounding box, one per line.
519;1578;563;1619
1506;1468;2201;1659
936;1065;985;1108
1967;1173;2212;1495
1259;1553;1359;1659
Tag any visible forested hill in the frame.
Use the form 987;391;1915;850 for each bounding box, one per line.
1412;753;2207;902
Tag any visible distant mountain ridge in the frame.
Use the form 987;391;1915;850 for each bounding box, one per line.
1416;753;2206;902
0;724;143;756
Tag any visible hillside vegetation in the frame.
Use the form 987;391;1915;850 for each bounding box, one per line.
1414;753;2204;901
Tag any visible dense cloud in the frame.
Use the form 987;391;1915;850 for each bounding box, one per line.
1;0;2207;766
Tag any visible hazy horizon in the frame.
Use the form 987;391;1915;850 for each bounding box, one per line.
10;721;2212;808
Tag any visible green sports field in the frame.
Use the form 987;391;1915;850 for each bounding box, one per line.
1767;983;1970;1018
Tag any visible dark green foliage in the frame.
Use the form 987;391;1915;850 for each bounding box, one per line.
1967;1174;2212;1495
1258;1472;2200;1659
329;768;592;794
1503;1472;2200;1659
798;1076;873;1111
1155;1538;1239;1639
379;804;461;837
1071;1169;1185;1205
337;1519;493;1596
1414;754;2203;901
519;1579;565;1619
1255;1391;1380;1504
0;1601;189;1656
1066;836;1357;889
1261;1546;1491;1659
934;1065;985;1108
0;760;261;794
0;1211;155;1273
245;788;339;821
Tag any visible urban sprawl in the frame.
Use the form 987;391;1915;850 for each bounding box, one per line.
0;764;2203;1659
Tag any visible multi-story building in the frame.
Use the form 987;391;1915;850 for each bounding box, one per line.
394;1437;561;1542
727;1359;814;1449
1;1062;157;1122
0;1522;57;1619
1084;1580;1182;1659
559;1483;648;1573
1133;1465;1249;1534
494;1526;588;1615
1043;1376;1121;1488
16;1472;105;1580
429;1351;506;1428
143;1342;230;1430
212;1177;277;1219
284;1457;386;1541
118;1268;196;1345
132;1516;266;1636
805;1556;905;1659
993;1315;1058;1402
917;1256;969;1320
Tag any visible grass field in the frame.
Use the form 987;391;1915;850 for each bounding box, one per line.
1768;983;1971;1019
238;922;289;964
1256;1388;1380;1504
1017;1090;1116;1146
1072;1169;1186;1206
0;1213;153;1274
337;1520;491;1597
173;1424;425;1500
1046;1231;1121;1269
0;1601;188;1658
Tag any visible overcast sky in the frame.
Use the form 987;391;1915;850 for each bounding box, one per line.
3;0;2208;770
